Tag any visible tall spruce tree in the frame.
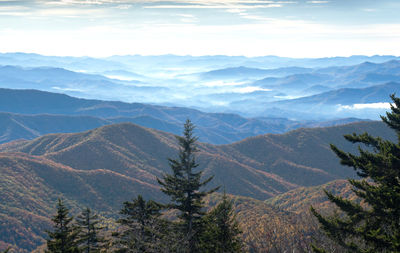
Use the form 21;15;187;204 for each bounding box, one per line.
200;193;243;253
114;195;163;253
46;199;80;253
157;119;218;252
75;207;105;253
311;94;400;252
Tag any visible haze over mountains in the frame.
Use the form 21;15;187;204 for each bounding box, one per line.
1;53;400;252
1;53;399;121
0;88;366;145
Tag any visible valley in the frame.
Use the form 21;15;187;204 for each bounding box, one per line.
1;53;400;120
0;53;399;252
0;120;395;251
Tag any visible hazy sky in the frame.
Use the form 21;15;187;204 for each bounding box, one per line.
1;0;400;57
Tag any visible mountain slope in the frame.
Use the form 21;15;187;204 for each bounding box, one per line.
2;120;394;200
0;88;280;144
197;66;313;80
0;152;162;252
0;112;111;143
0;88;367;144
0;120;395;252
275;81;400;106
0;123;295;199
265;179;354;214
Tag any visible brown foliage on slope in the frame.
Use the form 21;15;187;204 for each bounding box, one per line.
0;120;394;251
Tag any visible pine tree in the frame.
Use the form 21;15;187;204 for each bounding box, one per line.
311;94;400;252
114;195;163;253
200;193;243;253
75;207;105;253
46;199;80;253
157;119;219;252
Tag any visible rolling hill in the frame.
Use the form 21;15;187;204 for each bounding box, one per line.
0;112;111;143
265;179;354;214
0;88;370;145
0;120;395;251
275;81;400;106
0;88;290;144
196;66;312;80
0;152;162;252
1;120;395;200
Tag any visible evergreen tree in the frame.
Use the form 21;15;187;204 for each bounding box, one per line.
157;119;219;252
75;207;105;253
200;193;243;253
311;94;400;252
46;199;80;253
114;195;163;253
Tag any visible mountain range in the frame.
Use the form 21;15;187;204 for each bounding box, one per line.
0;88;368;145
2;53;400;252
0;120;395;251
0;53;400;120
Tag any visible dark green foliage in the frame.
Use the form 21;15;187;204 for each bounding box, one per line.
1;248;10;253
200;193;243;253
75;207;105;253
158;119;219;252
45;199;80;253
312;94;400;252
113;195;164;253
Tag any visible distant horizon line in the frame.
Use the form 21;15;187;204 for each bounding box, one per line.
1;51;399;60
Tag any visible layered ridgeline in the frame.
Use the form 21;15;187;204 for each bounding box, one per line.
2;56;400;121
0;88;365;144
0;120;395;251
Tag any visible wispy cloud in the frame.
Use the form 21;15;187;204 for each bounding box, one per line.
141;0;293;9
233;86;271;93
35;8;106;17
144;4;282;9
306;1;329;4
43;0;125;5
0;5;31;16
363;8;377;12
339;103;391;110
0;0;399;57
114;4;132;9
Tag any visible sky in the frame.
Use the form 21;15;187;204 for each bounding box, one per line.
0;0;400;57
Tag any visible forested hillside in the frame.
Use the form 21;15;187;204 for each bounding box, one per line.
0;120;396;251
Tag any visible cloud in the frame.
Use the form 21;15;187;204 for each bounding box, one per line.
114;4;132;9
175;13;195;18
233;86;271;93
1;0;399;57
44;0;125;5
35;8;105;17
306;1;329;3
225;8;246;13
144;4;282;9
141;0;292;9
338;103;391;110
363;8;377;12
0;5;31;16
52;86;86;92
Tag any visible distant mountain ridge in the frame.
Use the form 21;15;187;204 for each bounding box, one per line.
2;53;399;71
196;66;313;80
1;53;400;120
275;82;400;106
0;88;368;144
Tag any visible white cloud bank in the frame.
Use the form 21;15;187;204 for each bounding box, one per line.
338;102;391;110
